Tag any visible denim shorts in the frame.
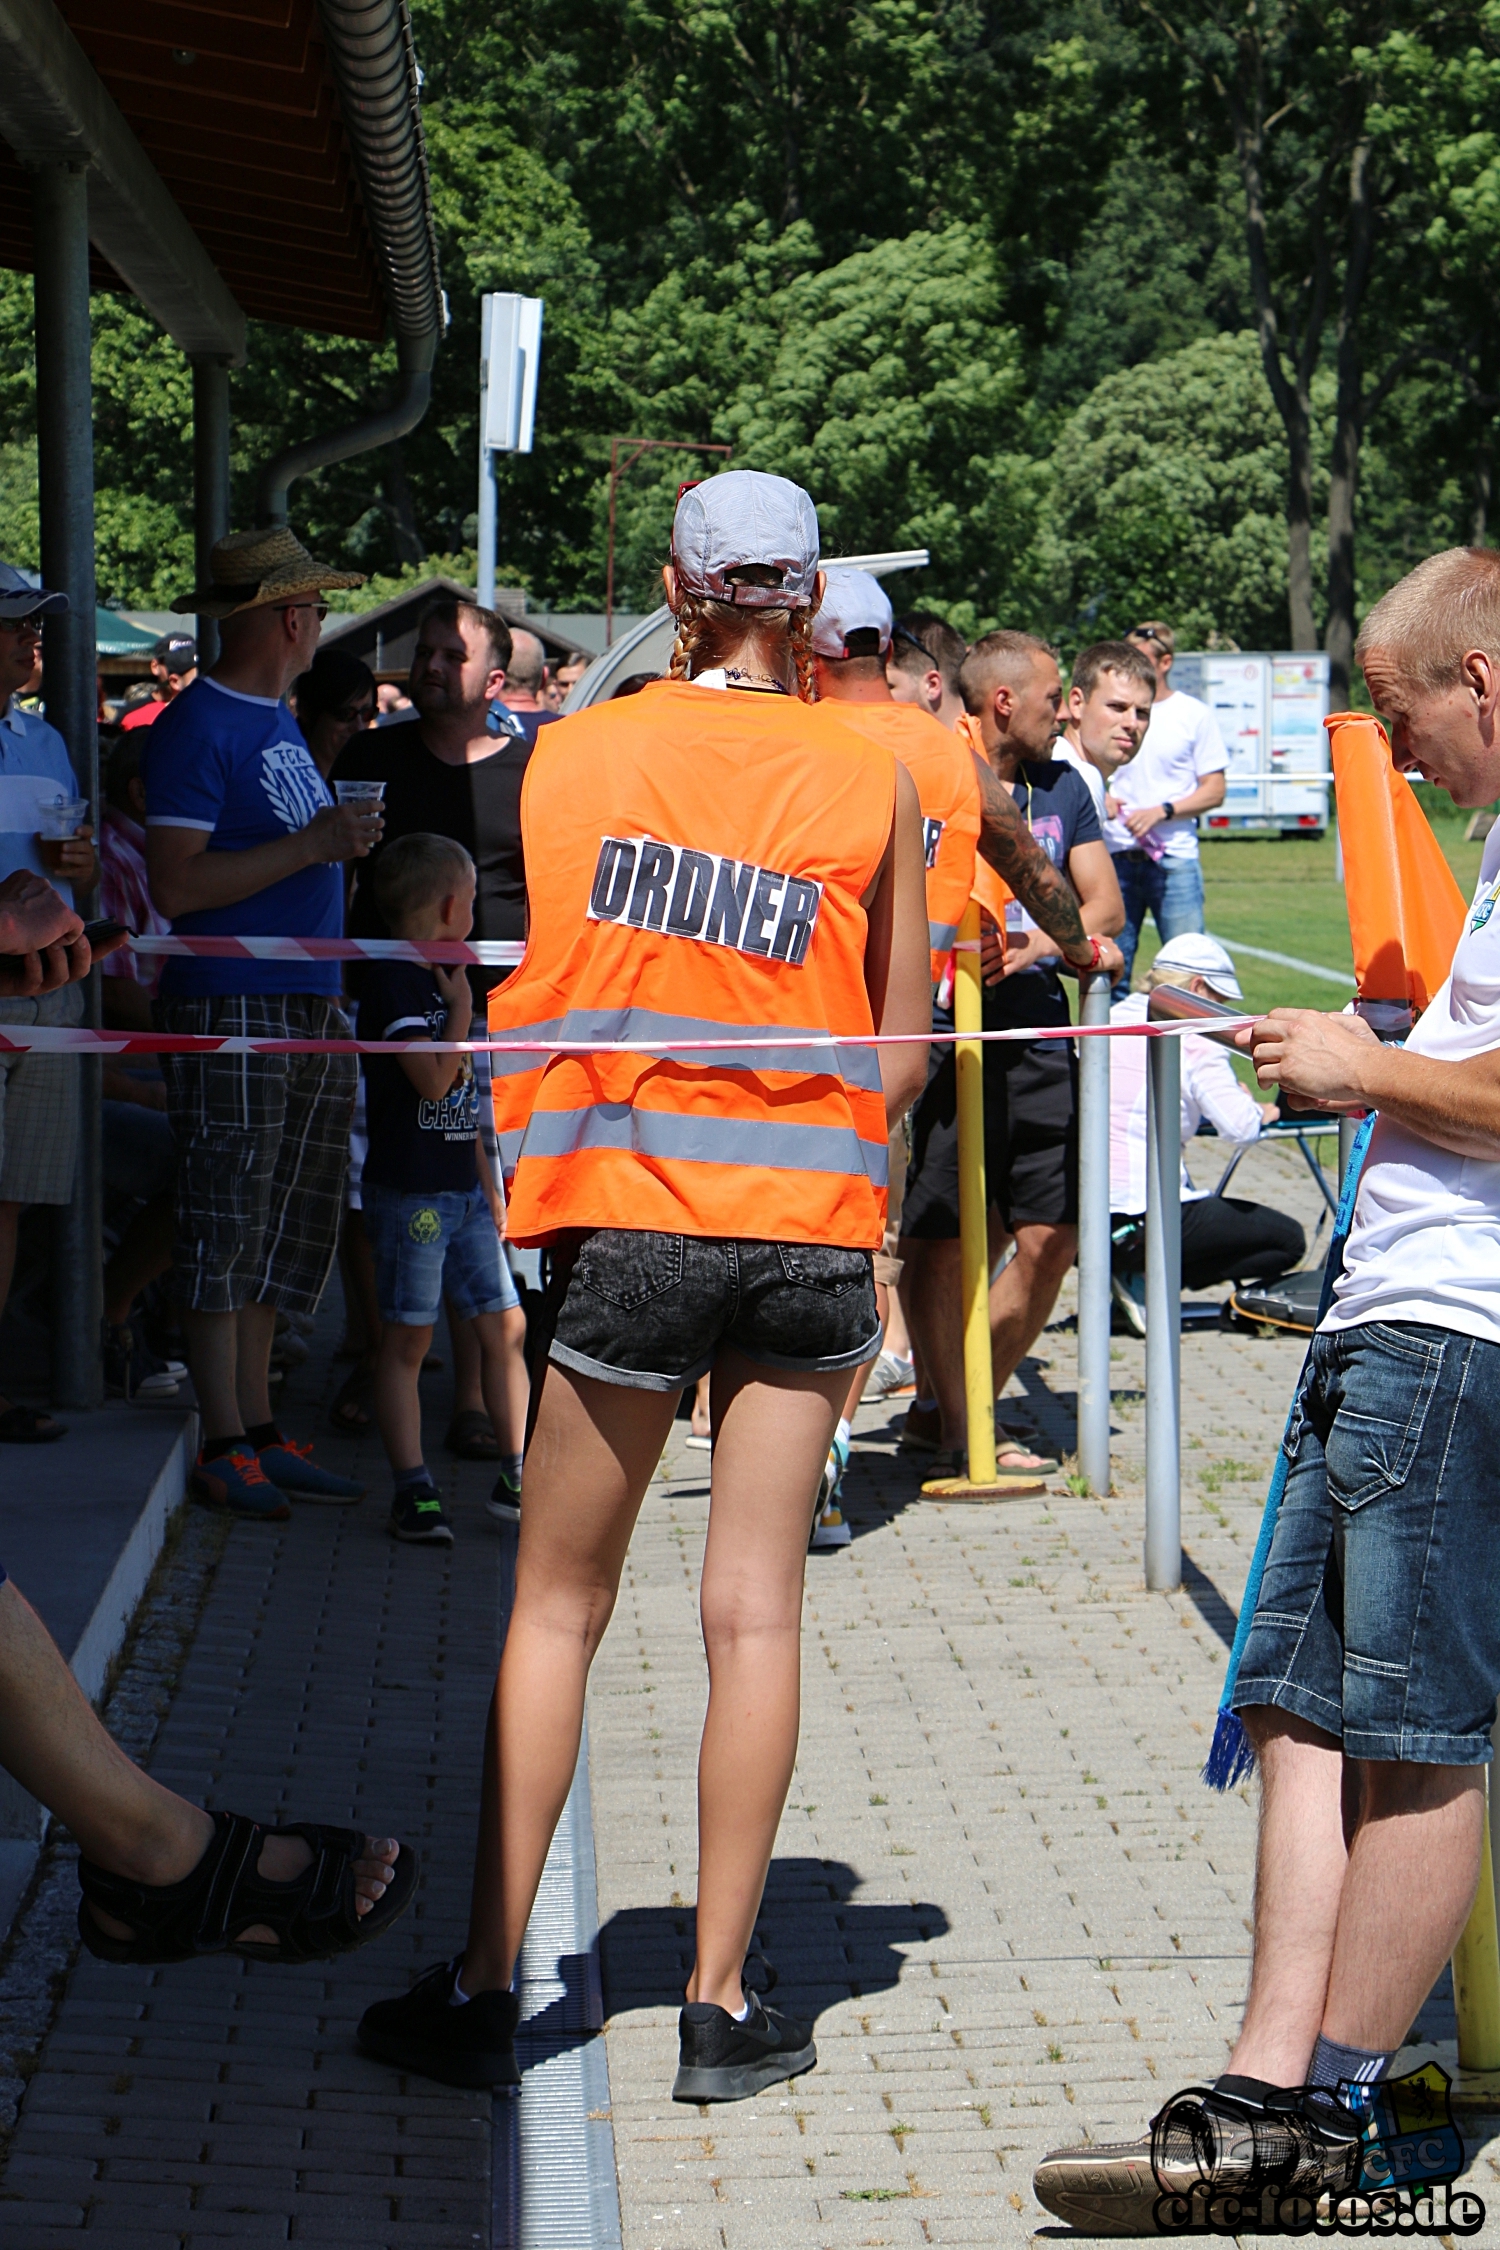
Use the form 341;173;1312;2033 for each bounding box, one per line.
1233;1319;1500;1765
364;1181;521;1327
544;1229;881;1391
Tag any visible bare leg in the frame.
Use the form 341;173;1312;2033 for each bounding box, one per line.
448;1300;486;1418
470;1305;529;1456
0;1580;397;1942
102;1191;173;1326
180;1307;242;1439
374;1321;432;1478
688;1353;846;2011
691;1373;712;1439
1322;1761;1484;2051
337;1206;381;1359
988;1220;1076;1396
841;1280;887;1420
461;1366;678;1993
907;1236;966;1442
1228;1710;1349;2084
234;1300;279;1432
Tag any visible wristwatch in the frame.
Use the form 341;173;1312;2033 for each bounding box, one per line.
1161;800;1175;821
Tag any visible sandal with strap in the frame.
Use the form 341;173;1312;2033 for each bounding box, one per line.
77;1810;420;1967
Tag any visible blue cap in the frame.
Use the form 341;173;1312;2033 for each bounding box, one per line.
0;563;68;623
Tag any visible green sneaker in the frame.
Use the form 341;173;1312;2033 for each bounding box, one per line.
388;1481;453;1546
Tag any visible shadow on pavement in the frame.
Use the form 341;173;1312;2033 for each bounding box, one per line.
600;1856;950;2023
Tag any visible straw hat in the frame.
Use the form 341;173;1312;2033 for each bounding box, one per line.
173;526;365;619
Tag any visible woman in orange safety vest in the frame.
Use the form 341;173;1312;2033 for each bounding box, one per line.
358;470;932;2106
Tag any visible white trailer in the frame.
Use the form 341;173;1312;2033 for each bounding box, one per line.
1170;650;1331;838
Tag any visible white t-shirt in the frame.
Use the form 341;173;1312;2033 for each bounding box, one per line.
1326;825;1500;1344
1104;689;1228;864
1051;735;1108;824
1108;992;1264;1213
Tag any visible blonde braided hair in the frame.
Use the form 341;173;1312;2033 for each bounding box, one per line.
666;582;818;701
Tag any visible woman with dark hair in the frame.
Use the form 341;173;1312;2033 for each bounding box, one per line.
292;646;377;779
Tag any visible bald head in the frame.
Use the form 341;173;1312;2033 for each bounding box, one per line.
1356;548;1500;806
959;630;1061;768
504;627;548;706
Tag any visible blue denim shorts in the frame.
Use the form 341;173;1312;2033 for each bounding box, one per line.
544;1229;881;1392
364;1181;520;1327
1234;1319;1500;1765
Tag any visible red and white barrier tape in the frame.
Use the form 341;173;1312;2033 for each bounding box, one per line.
124;935;523;966
0;1017;1256;1058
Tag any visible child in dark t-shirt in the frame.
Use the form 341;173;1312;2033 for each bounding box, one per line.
361;835;528;1546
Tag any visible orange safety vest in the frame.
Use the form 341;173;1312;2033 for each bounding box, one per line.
822;701;982;981
488;680;897;1249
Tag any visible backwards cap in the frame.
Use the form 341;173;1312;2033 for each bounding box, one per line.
811;566;893;659
671;470;820;610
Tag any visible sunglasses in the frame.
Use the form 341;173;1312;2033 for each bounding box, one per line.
280;602;331;623
1128;626;1168;650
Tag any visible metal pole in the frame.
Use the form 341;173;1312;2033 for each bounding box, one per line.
955;901;997;1484
477;440;496;611
1144;1032;1181;1589
32;161;102;1410
191;355;231;671
1076;972;1112;1495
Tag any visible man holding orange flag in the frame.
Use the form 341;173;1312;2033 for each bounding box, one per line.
1036;545;1500;2231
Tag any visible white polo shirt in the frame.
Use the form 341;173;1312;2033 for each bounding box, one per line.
1108;991;1264;1213
1326;823;1500;1344
1104;688;1227;864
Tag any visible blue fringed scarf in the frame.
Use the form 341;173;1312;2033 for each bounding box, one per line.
1202;1113;1377;1791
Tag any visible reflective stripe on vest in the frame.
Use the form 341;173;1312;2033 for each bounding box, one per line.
488;680;897;1248
499;1105;889;1184
484;1003;884;1092
928;919;959;955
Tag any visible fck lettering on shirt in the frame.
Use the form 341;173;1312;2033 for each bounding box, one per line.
587;835;823;966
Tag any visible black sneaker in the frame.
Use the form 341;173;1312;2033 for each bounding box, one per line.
672;1990;815;2102
358;1955;520;2088
388;1481;453;1545
486;1470;521;1525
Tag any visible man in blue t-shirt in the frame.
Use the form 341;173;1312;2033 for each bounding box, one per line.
901;630;1125;1476
144;526;382;1519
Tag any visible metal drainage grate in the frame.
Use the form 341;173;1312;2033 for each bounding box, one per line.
492;1715;621;2250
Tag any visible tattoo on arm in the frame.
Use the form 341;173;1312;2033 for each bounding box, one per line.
971;755;1089;957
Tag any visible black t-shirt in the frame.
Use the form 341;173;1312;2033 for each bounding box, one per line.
983;758;1102;1032
359;961;480;1195
334;721;534;1000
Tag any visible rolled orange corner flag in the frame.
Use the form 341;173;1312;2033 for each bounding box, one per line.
1327;712;1467;1015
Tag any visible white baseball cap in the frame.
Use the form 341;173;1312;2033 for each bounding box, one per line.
811;566;894;659
1152;933;1243;1002
670;471;820;610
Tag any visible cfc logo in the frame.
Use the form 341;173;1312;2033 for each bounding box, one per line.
587;835;823;966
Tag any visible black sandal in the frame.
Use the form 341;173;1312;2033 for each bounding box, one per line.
77;1811;420;1966
444;1409;501;1461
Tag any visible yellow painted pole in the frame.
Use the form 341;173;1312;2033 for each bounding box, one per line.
921;901;1045;1501
956;899;998;1484
1453;1772;1500;2072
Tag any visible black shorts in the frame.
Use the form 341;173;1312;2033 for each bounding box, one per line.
540;1229;881;1392
901;1035;1078;1240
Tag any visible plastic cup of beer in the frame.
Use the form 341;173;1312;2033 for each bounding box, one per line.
37;796;89;873
334;780;386;807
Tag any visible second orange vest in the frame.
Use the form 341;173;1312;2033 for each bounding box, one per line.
822;700;983;981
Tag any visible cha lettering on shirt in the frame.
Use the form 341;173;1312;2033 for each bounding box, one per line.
587;834;823;966
921;816;944;870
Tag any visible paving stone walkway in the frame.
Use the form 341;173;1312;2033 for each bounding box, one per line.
587;1138;1500;2247
0;1328;506;2247
4;1136;1499;2246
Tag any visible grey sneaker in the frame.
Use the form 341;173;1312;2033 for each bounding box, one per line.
864;1349;914;1400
